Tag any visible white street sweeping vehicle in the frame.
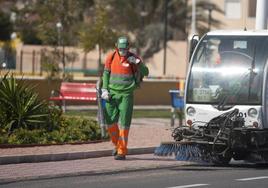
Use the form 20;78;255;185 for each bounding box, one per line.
155;30;268;165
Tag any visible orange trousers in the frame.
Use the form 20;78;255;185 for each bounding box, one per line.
107;123;129;155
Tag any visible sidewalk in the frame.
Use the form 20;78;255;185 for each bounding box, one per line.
0;118;173;164
0;154;193;184
0;118;192;184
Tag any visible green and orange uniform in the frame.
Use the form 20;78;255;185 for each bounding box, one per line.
102;48;149;158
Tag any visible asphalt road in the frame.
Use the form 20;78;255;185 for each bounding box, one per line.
2;162;268;188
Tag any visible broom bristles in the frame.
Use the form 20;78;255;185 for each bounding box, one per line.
154;141;211;163
154;142;177;156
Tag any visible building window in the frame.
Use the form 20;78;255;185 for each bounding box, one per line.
225;0;241;19
248;0;257;17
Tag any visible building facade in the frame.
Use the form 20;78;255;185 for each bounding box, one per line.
212;0;257;30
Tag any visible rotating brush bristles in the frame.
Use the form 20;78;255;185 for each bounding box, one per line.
154;141;177;156
154;141;211;163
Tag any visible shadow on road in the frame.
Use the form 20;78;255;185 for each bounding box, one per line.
127;156;180;162
127;156;268;171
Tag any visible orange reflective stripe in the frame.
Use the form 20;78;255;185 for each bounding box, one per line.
107;124;119;146
120;129;129;135
117;129;129;155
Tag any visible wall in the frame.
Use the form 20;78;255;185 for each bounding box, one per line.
22;78;182;106
146;41;188;79
15;40;188;78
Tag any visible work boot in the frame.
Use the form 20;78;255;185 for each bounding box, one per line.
114;154;126;160
112;148;117;156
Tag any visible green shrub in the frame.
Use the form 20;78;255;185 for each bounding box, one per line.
0;134;8;144
0;73;102;144
59;116;101;142
0;116;101;144
0;73;48;135
46;105;63;131
7;128;45;144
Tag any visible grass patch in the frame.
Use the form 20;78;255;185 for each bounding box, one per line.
133;109;172;118
65;109;175;119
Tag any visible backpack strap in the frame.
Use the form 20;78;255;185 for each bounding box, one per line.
111;51;116;63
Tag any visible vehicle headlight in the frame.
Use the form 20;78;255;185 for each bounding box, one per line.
187;106;196;116
248;108;258;118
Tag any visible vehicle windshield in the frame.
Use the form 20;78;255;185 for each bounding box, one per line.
187;35;268;105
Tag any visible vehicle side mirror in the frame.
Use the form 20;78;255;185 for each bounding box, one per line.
189;35;199;62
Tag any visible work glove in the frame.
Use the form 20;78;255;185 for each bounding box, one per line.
101;89;111;101
127;56;141;64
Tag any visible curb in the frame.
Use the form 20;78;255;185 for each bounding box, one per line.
0;147;156;165
0;139;109;149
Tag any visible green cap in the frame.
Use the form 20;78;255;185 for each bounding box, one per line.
117;37;129;49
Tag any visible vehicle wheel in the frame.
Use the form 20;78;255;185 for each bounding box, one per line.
212;154;232;166
233;151;247;160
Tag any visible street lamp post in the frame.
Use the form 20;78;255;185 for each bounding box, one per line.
139;2;148;55
204;3;213;31
191;0;196;36
56;22;62;46
140;2;147;28
56;22;65;78
256;0;268;29
163;0;168;76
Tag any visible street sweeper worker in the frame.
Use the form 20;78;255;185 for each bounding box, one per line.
101;36;149;160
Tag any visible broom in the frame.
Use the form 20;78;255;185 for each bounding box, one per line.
154;141;213;163
96;79;107;138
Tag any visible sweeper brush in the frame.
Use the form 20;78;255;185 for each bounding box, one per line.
154;140;230;164
154;141;205;162
154;109;243;165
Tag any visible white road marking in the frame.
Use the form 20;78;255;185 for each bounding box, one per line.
166;184;209;188
236;176;268;181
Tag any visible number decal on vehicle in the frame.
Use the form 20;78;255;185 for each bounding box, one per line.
237;112;247;118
